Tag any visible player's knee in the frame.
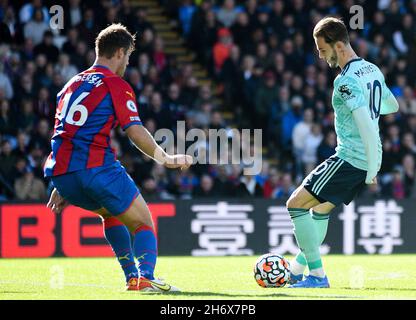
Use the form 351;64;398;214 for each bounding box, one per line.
128;221;154;235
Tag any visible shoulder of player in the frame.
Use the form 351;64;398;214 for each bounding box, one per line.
102;75;135;95
335;64;368;88
102;74;131;88
338;57;369;79
343;59;383;81
334;73;357;88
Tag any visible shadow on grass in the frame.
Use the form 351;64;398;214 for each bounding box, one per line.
339;287;416;292
136;290;357;299
0;291;36;294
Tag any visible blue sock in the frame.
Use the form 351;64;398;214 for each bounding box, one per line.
133;225;157;280
103;218;138;282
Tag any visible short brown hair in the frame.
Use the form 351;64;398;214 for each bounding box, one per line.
313;17;349;45
95;23;136;58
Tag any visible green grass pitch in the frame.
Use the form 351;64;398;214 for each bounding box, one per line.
0;255;415;300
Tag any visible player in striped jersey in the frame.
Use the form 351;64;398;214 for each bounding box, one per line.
44;24;192;292
286;17;399;288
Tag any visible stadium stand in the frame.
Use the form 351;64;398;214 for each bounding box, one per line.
0;0;415;201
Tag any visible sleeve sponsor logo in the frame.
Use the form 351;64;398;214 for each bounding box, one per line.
126;99;137;112
338;84;355;100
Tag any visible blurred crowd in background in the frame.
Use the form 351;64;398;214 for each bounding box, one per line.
1;0;416;202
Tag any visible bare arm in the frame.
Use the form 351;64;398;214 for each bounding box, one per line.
125;124;192;169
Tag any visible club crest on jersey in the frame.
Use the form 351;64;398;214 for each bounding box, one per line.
338;84;354;100
126;100;137;112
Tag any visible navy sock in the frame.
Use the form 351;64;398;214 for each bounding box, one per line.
133;225;157;280
103;217;138;282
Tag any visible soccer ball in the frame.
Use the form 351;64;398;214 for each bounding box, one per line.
254;253;290;288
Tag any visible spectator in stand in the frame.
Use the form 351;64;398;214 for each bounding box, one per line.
153;36;167;72
137;83;154;112
402;153;415;198
220;44;241;108
23;8;50;46
55;53;78;83
179;0;197;38
401;132;416;157
188;0;215;62
216;0;241;28
397;86;416;114
273;173;296;199
230;12;252;54
64;0;83;28
166;171;194;199
189;102;213;128
255;42;272;70
0;140;16;182
33;87;54;120
14;166;46;201
193;174;218;198
28;118;50;153
194;84;217;110
317;130;337;164
212;27;234;76
263;167;281;198
292;108;314;180
254;70;279;140
132;7;154;35
281;95;303;150
181;76;200;108
254;8;274;40
302;123;323;176
0;64;13;100
15;73;35;105
62;28;79;56
12;132;29;159
126;68;143;97
0;99;16;137
76;8;99;46
385;169;406;200
0;1;415;201
235;174;263;198
137;28;155;57
212;164;235;197
144;91;174;130
165;83;187;122
239;55;259;120
1;6;17;43
33;31;60;64
19;0;49;25
33;54;53;89
210;111;225;130
140;177;161;201
17;99;37;133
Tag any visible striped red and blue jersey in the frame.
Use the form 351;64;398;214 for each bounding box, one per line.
44;65;142;177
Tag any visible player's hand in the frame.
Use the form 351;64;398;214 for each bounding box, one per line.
164;154;193;170
365;175;377;185
47;188;69;214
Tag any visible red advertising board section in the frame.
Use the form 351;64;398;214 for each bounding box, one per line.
2;199;416;257
0;203;175;258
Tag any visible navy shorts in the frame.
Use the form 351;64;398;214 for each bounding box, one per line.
51;161;140;216
302;156;367;206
